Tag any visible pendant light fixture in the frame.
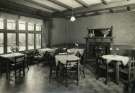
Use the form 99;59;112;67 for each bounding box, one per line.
70;8;76;22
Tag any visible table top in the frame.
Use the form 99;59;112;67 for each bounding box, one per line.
0;53;24;58
67;48;84;56
55;54;80;65
38;48;57;54
102;55;130;66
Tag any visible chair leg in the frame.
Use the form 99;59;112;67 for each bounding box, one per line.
49;69;52;82
15;69;17;80
82;67;85;78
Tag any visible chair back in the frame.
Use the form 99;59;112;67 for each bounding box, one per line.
128;58;135;70
14;55;25;66
66;60;79;69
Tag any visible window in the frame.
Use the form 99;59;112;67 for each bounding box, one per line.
0;15;42;53
19;33;26;51
7;33;16;52
28;23;34;31
0;18;4;29
7;19;16;30
19;21;26;30
0;33;4;54
28;34;34;49
36;24;41;31
36;34;41;48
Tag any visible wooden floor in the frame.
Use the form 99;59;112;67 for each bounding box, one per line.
0;63;132;93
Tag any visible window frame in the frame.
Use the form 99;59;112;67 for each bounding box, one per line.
7;19;16;30
0;32;4;54
0;18;42;54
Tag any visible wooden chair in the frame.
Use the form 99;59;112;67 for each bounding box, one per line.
33;49;43;64
64;60;79;86
48;55;57;82
97;58;115;84
0;57;9;76
25;50;34;66
43;51;51;64
9;55;25;80
75;51;85;78
119;58;135;92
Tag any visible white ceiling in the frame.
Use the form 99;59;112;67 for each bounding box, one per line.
81;0;101;5
55;0;82;8
32;0;66;11
7;0;132;14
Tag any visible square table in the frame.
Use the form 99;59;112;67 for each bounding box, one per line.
67;48;84;56
102;54;130;84
55;54;80;82
0;52;25;79
38;48;57;56
55;54;80;66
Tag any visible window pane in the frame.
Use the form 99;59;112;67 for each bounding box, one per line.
19;33;26;51
0;18;4;29
28;34;34;49
7;19;16;30
36;34;41;49
36;24;41;31
0;33;4;54
28;23;34;31
19;21;26;30
7;33;16;52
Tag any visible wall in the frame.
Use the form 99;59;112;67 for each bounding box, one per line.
68;12;135;48
50;12;135;48
51;18;68;46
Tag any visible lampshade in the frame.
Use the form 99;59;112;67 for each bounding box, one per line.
70;15;76;22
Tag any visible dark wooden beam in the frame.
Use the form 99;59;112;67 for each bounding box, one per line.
48;0;72;10
75;0;89;8
0;0;52;19
63;0;135;16
8;0;53;13
24;0;59;12
101;0;107;5
109;9;114;13
127;6;131;11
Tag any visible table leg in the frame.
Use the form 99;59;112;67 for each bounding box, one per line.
6;62;9;80
105;63;108;84
116;62;120;84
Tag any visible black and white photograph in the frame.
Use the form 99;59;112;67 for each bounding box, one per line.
0;0;135;93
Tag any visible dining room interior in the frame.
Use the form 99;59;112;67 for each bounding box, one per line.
1;0;135;93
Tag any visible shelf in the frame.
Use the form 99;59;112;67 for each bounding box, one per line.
84;37;112;43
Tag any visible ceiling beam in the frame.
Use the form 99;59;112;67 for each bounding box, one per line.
74;0;89;8
24;0;60;12
101;0;107;5
7;0;54;13
63;0;135;15
0;1;51;19
48;0;72;10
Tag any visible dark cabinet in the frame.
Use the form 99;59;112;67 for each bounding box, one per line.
85;27;113;62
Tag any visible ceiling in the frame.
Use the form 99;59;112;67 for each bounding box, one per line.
0;0;135;19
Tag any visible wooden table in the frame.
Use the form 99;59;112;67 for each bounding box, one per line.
55;54;80;81
0;53;25;79
38;48;57;56
55;54;80;66
102;54;130;84
67;48;84;56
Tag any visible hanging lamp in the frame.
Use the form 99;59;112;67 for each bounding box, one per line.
70;9;76;22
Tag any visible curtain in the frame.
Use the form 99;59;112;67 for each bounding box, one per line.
42;19;52;48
